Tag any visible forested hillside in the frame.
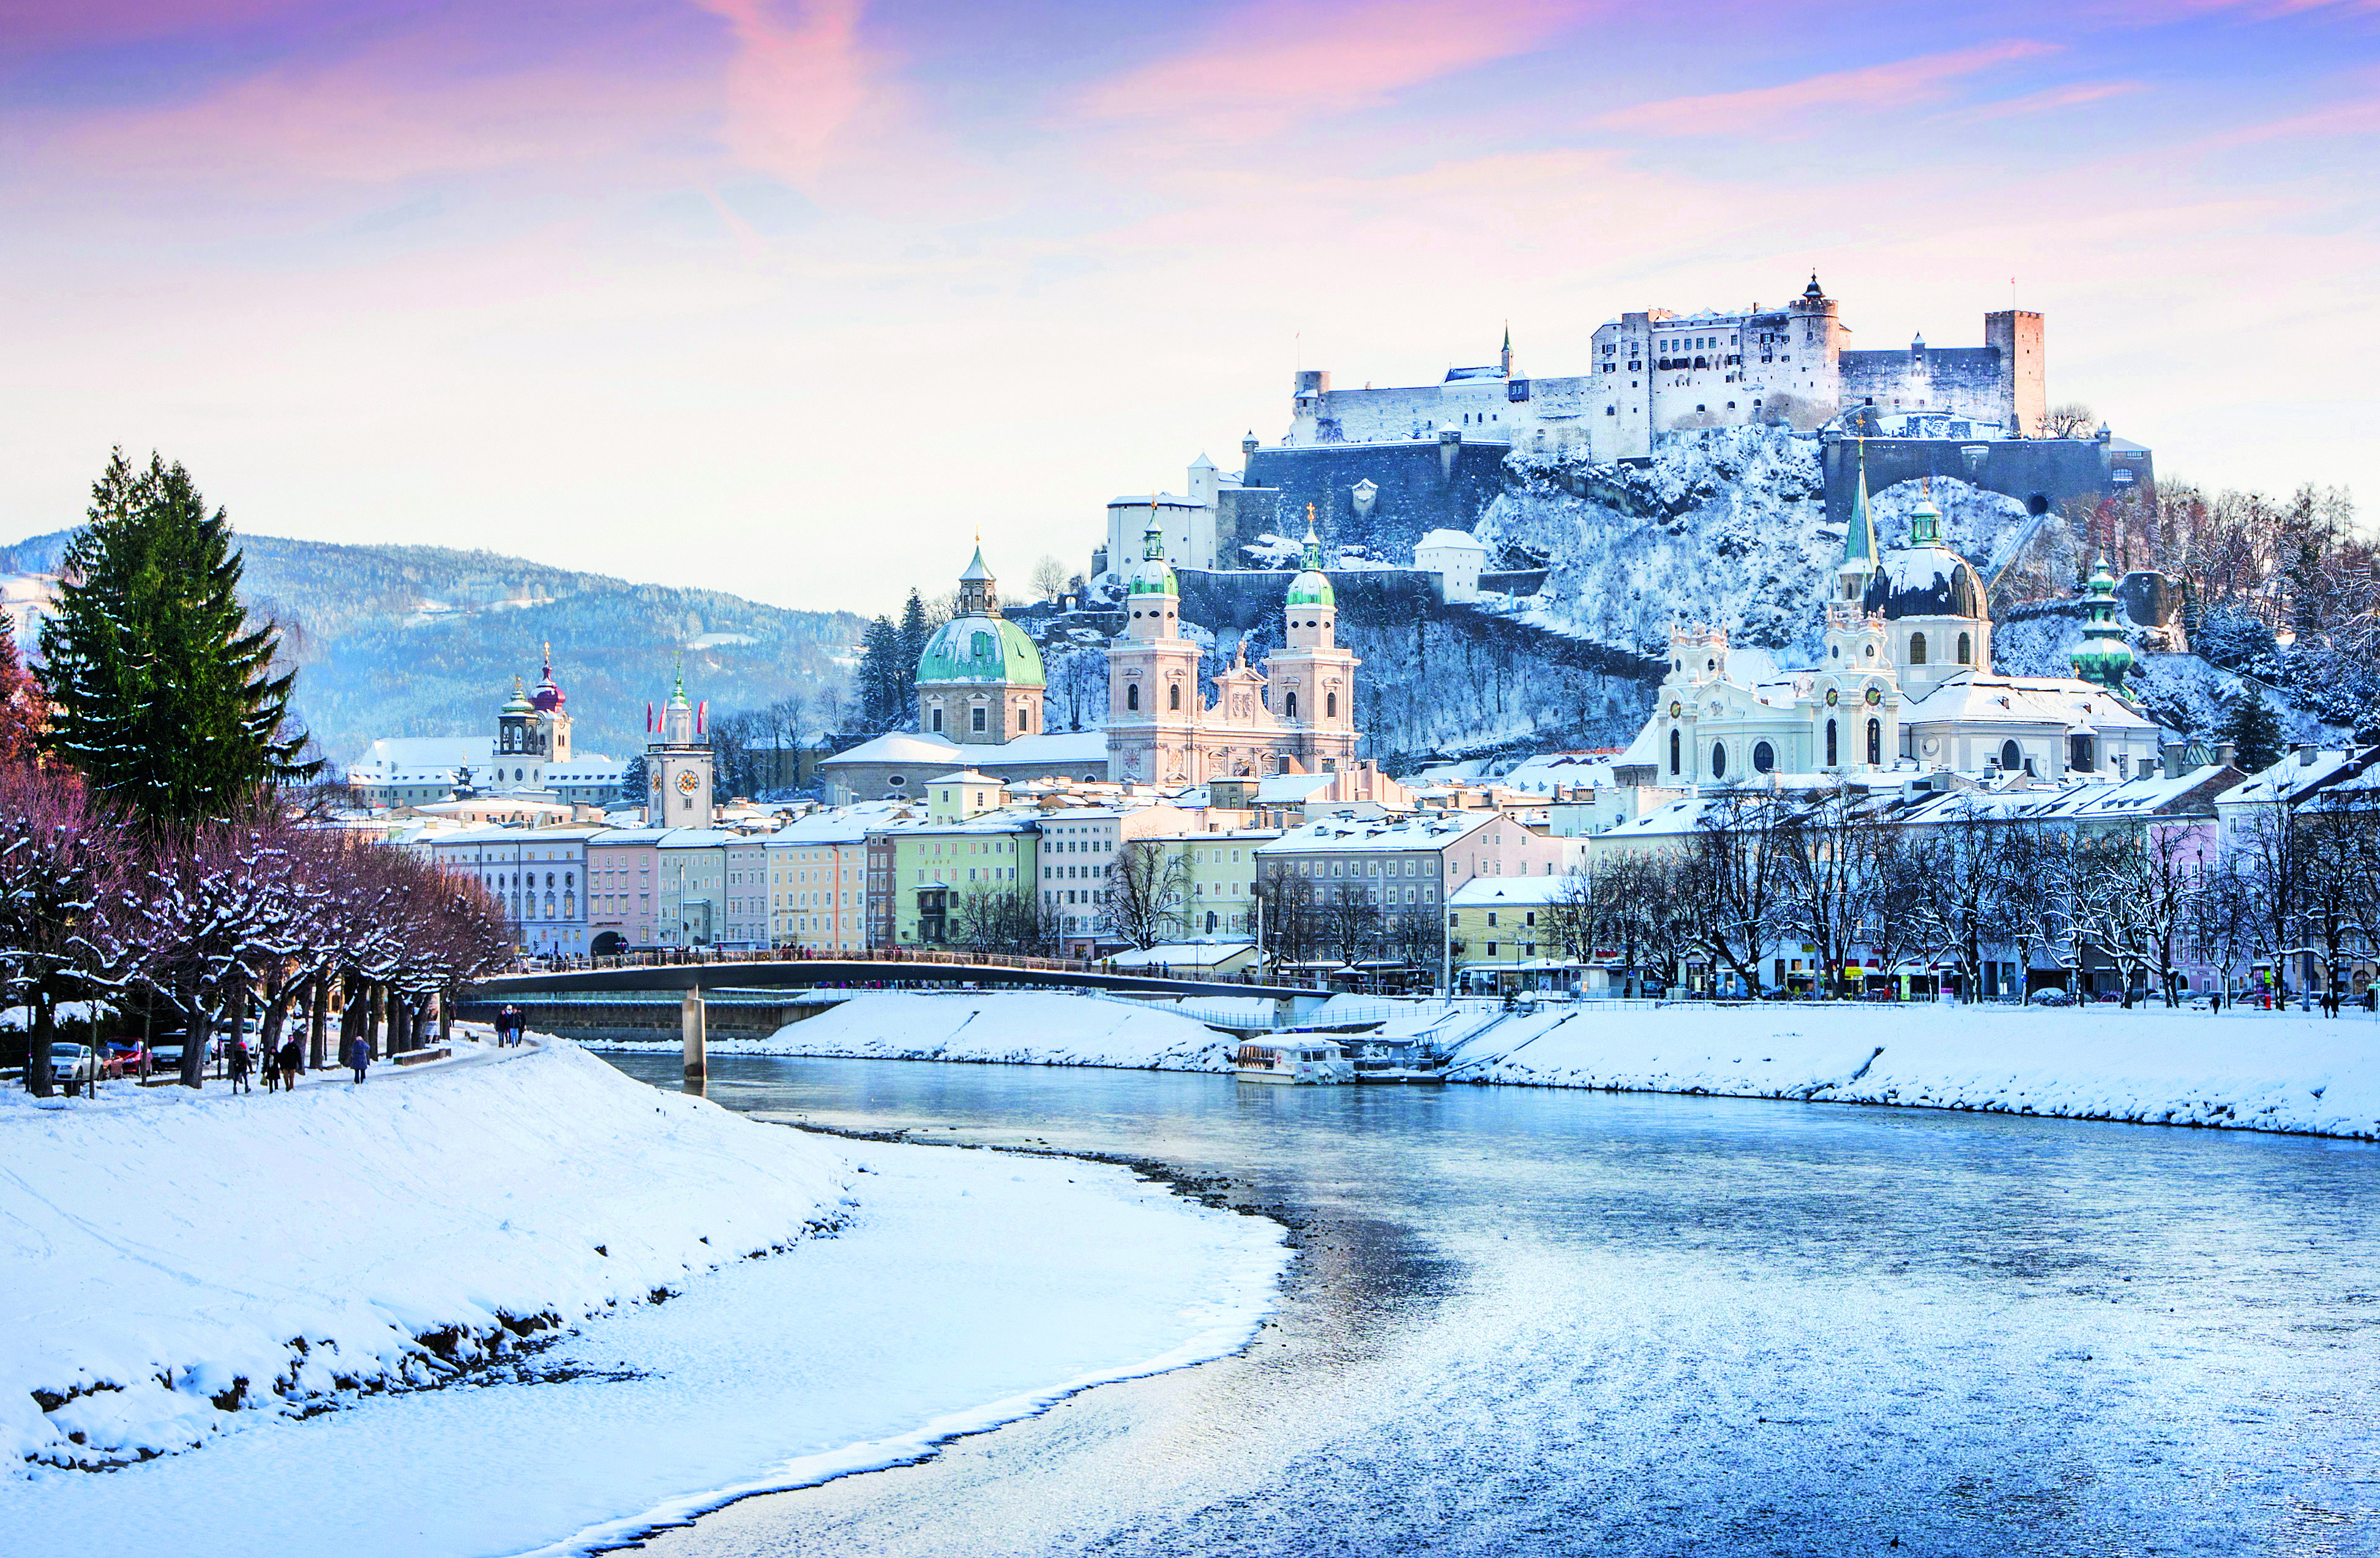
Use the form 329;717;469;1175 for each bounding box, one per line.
0;531;861;763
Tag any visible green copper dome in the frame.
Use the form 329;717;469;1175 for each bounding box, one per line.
502;677;535;717
918;615;1046;687
1285;521;1334;607
1129;519;1178;597
2071;556;2135;690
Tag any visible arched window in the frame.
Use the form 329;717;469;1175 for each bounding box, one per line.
1669;728;1681;774
1753;741;1775;773
1285;691;1298;719
2000;740;2021;772
1711;741;1727;779
1866;718;1882;766
1958;632;1972;664
1825;719;1838;766
1909;632;1928;665
1126;684;1140;711
1168;684;1181;711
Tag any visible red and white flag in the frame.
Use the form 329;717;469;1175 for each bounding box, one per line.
697;700;708;736
645;702;654;733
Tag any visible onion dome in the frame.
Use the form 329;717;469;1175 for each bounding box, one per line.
1129;519;1178;598
531;641;565;712
665;664;692;711
1286;516;1334;607
2071;556;2136;689
502;676;534;717
918;615;1046;688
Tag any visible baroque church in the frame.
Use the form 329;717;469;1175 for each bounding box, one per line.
1614;459;2163;788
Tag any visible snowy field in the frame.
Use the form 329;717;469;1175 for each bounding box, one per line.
1;1030;1287;1556
599;991;2380;1141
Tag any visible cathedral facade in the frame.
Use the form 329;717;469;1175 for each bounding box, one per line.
1615;469;2163;789
1106;519;1361;785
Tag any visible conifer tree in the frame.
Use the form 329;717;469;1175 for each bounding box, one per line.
0;623;46;768
2215;687;2285;773
39;450;318;830
897;590;931;716
855;615;904;732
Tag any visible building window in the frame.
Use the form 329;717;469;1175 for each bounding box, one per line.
1127;684;1140;711
1826;719;1838;766
1958;632;1972;664
1753;741;1775;773
1669;728;1681;774
1711;741;1727;779
1910;632;1928;665
1169;683;1181;711
1285;691;1298;719
1867;718;1882;766
971;706;986;732
930;708;943;732
2000;740;2021;771
1326;691;1338;718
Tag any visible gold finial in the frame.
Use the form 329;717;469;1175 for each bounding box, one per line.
1306;502;1315;524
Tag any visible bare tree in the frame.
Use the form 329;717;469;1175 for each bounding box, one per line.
2040;402;2098;440
1103;840;1188;951
1775;785;1885;998
1683;790;1787;995
1030;555;1069;603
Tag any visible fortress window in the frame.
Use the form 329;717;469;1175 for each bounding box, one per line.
1726;402;1736;410
1910;633;1928;665
1826;720;1838;766
1669;729;1681;774
1127;684;1140;711
1607;406;1616;415
1958;633;1972;664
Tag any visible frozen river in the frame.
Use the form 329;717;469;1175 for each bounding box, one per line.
601;1052;2380;1556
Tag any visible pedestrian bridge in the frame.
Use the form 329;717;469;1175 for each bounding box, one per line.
470;948;1322;1006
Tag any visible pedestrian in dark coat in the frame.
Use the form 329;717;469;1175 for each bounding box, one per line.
228;1037;253;1094
279;1037;303;1092
347;1035;370;1084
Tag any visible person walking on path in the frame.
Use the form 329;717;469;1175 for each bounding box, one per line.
346;1034;370;1084
278;1036;303;1092
228;1036;253;1095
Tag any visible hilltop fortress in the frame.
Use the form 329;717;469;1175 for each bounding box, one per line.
1289;274;2043;462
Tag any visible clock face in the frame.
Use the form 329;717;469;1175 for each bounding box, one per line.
1825;688;1839;706
1865;686;1883;706
676;770;700;795
1668;700;1683;718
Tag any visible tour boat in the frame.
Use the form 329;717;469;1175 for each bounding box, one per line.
1233;1040;1354;1085
1345;1036;1448;1084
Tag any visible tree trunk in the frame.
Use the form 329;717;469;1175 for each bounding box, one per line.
367;982;384;1061
338;973;364;1068
436;989;453;1046
226;978;249;1067
180;986;206;1088
308;975;329;1071
260;967;290;1054
27;986;54;1098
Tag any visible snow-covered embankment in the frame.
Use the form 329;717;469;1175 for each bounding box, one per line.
2;1033;850;1470
651;989;1241;1071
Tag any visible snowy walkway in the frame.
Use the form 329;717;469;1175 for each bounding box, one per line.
2;1033;1285;1556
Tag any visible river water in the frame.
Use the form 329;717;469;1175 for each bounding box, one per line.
599;1052;2380;1557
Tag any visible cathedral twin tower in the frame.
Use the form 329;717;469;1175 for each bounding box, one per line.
915;514;1361;786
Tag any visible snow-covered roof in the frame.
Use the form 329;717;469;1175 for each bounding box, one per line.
1863;545;1984;620
1901;675;2160;733
971;731;1109;766
658;828;738;849
821;731;964;768
1259;811;1495;854
1414;528;1491;553
1107;942;1256;970
927;770;1001;787
1448;877;1573;907
2215;747;2380;809
1254;773;1333;802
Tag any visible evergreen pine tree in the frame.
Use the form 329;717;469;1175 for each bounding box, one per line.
897;590;931;717
2215;687;2285;773
856;615;904;732
39;450;318;828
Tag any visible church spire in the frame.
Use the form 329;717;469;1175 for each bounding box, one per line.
1301;503;1325;572
1500;322;1513;379
1841;440;1879;576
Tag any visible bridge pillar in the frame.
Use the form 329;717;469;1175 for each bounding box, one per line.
681;988;706;1083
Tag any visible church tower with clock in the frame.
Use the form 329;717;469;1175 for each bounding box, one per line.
645;667;715;826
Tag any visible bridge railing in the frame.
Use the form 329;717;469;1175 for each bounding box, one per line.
492;944;1347;992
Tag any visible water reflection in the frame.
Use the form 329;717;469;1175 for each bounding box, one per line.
601;1052;2380;1557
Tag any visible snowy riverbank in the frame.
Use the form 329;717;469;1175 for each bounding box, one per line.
3;1029;1288;1556
599;991;2380;1141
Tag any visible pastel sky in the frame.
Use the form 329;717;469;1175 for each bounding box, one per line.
4;0;2376;614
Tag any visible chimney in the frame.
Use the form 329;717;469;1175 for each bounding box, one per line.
2160;740;2186;777
2215;741;2237;768
2296;743;2317;767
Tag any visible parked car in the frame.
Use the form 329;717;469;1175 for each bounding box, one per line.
145;1032;217;1071
48;1043;98;1084
101;1041;146;1077
2027;989;2075;1008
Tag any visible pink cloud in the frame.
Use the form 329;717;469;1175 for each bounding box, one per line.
1956;80;2144;122
0;0;327;57
686;0;874;183
1596;39;2060;137
1076;0;1601;141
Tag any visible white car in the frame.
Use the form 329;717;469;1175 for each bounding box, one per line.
48;1043;97;1083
